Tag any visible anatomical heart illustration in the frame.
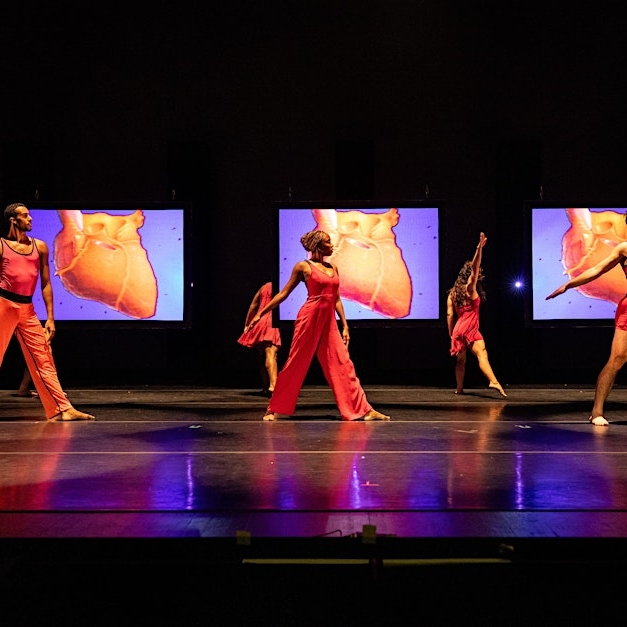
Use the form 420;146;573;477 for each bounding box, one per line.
312;208;412;318
53;209;158;319
561;208;627;305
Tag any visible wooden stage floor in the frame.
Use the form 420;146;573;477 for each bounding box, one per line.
3;383;627;540
2;384;627;624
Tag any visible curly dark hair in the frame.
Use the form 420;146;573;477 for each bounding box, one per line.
447;260;486;308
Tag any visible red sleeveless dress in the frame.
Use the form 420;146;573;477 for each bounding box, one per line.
450;296;484;356
237;282;281;348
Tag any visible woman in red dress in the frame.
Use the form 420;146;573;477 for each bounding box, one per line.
237;282;281;395
245;230;389;421
446;232;506;397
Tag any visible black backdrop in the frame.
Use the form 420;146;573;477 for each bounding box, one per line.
1;1;626;388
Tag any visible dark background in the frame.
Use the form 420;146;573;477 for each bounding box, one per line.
1;1;626;389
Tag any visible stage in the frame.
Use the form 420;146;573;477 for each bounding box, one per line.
1;384;626;624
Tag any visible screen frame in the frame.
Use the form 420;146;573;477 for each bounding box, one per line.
523;200;625;328
274;199;443;328
19;200;193;330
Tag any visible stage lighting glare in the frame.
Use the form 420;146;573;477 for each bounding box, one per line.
506;277;525;294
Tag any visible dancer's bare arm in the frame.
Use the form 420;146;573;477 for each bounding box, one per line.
546;241;627;300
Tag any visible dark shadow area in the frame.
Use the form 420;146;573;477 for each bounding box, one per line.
1;537;625;625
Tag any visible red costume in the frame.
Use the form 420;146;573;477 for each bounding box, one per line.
0;237;73;419
267;261;371;420
450;296;483;356
615;296;627;330
237;282;281;348
614;266;627;330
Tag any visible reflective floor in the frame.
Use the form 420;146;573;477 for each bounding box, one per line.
1;384;627;539
2;384;627;624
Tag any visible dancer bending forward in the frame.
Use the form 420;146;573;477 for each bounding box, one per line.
237;281;281;395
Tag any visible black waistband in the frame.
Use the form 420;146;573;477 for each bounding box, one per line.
0;287;32;304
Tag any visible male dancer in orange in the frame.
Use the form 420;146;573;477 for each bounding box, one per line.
0;203;94;420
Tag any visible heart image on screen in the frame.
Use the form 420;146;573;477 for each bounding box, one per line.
312;208;412;318
561;207;627;306
53;209;158;319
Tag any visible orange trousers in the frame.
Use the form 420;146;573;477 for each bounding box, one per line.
0;297;71;419
267;297;371;420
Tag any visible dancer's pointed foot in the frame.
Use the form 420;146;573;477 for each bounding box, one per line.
589;415;609;426
364;409;390;421
263;412;278;421
489;382;507;397
51;407;95;421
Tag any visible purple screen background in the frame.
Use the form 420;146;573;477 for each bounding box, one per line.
28;208;186;321
277;207;439;321
531;207;621;321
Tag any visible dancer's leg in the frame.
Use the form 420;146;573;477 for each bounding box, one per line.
590;328;627;426
316;326;384;420
471;340;506;397
264;344;279;392
16;305;94;420
455;350;467;394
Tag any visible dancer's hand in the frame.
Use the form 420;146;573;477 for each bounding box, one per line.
44;320;55;341
546;284;567;300
342;327;350;345
245;315;260;333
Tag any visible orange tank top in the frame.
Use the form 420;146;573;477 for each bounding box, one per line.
0;237;40;298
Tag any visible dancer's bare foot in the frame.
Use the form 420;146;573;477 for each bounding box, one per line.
489;382;507;397
51;407;95;421
589;415;609;427
364;409;390;421
12;390;38;398
455;390;464;395
263;412;278;421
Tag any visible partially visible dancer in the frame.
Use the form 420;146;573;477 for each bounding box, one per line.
546;221;627;426
237;281;282;396
447;232;506;397
245;229;389;421
0;203;94;420
14;366;37;398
